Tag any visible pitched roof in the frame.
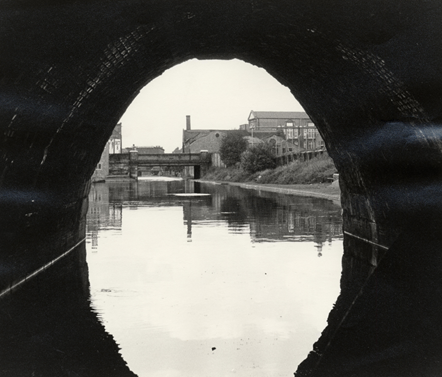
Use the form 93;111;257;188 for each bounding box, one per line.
248;111;310;120
183;129;243;144
243;136;264;145
182;130;216;145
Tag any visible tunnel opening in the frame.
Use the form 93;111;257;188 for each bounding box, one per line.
2;1;442;376
85;57;343;376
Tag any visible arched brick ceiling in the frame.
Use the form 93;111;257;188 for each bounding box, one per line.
1;1;442;200
2;1;442;376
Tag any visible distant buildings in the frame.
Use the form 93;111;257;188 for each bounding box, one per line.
246;111;311;132
92;110;325;183
109;122;122;154
91;140;110;182
92;123;122;182
182;129;239;167
92;123;167;181
181;111;325;169
266;134;303;156
182;129;226;153
246;111;325;151
180;115;242;168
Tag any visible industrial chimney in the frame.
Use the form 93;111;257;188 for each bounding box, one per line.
186;115;191;130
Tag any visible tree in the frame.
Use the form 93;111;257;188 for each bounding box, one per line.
241;143;276;174
219;131;248;167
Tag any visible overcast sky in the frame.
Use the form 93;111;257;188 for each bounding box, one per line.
119;58;304;152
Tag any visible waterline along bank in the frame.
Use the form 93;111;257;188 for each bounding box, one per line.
198;154;341;205
197;180;341;206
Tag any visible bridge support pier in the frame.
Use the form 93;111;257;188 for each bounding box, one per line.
129;149;139;180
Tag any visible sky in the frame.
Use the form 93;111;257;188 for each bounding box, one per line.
119;58;305;152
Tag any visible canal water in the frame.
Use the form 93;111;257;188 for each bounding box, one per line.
86;178;343;377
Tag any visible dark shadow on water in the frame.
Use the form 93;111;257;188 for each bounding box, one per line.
296;217;442;377
0;243;137;377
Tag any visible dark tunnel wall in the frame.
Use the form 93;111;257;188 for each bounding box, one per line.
2;1;442;376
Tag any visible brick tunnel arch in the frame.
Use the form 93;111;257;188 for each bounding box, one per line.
2;1;442;376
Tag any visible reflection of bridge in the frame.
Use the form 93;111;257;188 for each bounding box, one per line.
109;151;212;179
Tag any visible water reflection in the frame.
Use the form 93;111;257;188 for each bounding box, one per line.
86;178;343;376
88;180;342;250
202;185;343;250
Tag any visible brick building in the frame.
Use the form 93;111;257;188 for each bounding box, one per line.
247;111;324;150
266;134;303;156
182;129;228;153
91;141;110;182
109;122;122;154
181;115;239;167
92;123;123;182
182;129;242;167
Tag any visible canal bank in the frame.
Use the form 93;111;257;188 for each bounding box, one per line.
197;180;341;206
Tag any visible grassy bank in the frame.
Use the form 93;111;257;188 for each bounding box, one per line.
202;154;337;185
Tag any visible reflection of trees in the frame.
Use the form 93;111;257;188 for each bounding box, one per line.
219;196;249;226
213;185;342;245
198;183;343;245
217;187;276;228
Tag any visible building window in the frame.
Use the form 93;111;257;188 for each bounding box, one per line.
286;128;294;139
97;163;102;170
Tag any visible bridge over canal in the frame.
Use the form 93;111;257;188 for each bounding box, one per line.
109;151;212;179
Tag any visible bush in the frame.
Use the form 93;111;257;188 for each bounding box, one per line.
257;154;336;184
219;131;248;167
241;143;276;174
202;166;254;182
202;153;337;185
